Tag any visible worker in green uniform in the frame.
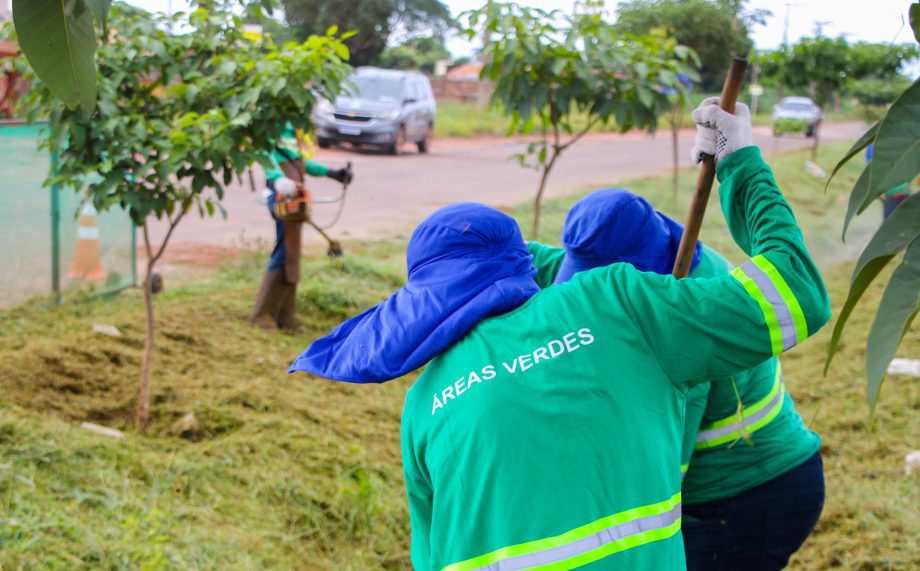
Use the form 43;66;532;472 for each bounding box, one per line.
288;99;831;569
527;188;725;483
529;184;824;569
249;124;351;330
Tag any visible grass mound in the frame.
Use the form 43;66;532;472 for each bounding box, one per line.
0;143;917;569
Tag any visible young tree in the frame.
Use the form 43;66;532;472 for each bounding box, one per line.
758;38;918;109
463;2;698;237
664;73;695;206
759;36;918;160
824;2;920;414
281;0;452;66
21;2;352;432
759;37;851;109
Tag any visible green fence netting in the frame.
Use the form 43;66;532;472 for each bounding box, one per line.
0;121;136;308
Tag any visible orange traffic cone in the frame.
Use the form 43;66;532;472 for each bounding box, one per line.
68;202;105;281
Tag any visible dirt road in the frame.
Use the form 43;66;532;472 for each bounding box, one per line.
150;122;866;260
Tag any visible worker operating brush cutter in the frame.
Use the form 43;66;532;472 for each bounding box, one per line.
530;187;824;565
288;100;831;569
249;124;352;331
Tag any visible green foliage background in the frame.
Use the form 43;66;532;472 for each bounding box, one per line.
615;0;765;91
280;0;452;66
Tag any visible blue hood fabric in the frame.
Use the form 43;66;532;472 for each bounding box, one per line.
289;202;539;383
555;188;702;283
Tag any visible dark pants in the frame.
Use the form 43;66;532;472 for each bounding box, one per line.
266;181;286;272
882;196;906;220
683;452;825;571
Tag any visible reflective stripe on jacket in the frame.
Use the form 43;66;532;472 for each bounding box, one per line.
731;255;808;355
443;493;682;571
695;363;785;450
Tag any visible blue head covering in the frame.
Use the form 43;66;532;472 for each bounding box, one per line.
554;188;702;283
289;203;539;383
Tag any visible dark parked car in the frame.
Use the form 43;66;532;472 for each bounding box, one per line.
313;67;436;155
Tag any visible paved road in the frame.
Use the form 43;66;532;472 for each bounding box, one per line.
149;122;866;262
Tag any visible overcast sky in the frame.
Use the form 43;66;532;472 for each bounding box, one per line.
128;0;916;55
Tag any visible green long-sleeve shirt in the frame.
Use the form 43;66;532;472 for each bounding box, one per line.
526;243;726;478
263;124;329;182
529;238;821;502
401;146;830;570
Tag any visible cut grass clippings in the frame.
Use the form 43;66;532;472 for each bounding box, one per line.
0;143;917;569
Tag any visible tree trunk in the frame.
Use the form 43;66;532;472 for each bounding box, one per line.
671;104;681;207
531;152;559;239
811;123;820;162
137;250;156;434
134;205;188;434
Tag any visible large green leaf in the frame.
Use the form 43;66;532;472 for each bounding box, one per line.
825;121;878;192
866;238;920;411
824;256;896;373
842;165;871;239
865;79;920;203
852;192;920;282
13;0;98;110
827;192;920;371
911;3;920;44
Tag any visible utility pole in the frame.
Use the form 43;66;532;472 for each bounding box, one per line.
750;62;761;116
782;3;792;48
778;2;800;104
812;20;832;37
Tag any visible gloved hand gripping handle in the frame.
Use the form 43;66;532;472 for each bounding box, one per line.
672;57;748;278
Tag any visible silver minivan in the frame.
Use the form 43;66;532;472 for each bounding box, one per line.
772;96;822;137
313;67;437;155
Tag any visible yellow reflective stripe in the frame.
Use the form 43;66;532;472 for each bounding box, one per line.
695;363;785;450
441;493;682;571
731;266;784;355
732;255;808;354
704;364;782;432
750;255;807;345
530;520;683;571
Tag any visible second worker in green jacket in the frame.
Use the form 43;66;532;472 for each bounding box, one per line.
288;99;832;569
529;182;824;569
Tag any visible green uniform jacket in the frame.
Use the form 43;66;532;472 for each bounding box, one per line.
401;147;831;570
529;240;821;504
527;244;726;477
263;124;329;182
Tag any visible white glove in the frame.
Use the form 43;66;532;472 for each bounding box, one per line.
274;177;298;197
690;96;753;165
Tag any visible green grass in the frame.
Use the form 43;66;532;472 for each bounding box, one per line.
1;143;917;569
434;101;510;138
434;101;626;138
436;90;865;139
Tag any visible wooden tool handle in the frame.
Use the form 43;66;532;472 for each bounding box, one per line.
672;57;748;278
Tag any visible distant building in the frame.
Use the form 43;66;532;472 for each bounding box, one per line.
0;39;18;58
431;61;487;102
1;32;23;118
446;62;484;83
